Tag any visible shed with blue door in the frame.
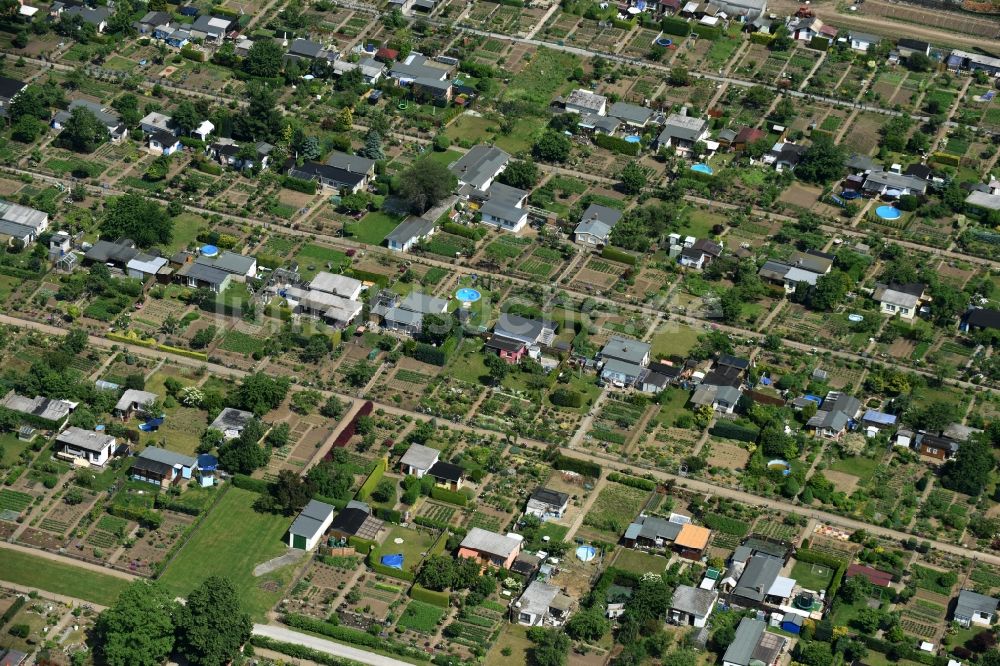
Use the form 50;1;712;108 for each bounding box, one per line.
779;612;804;634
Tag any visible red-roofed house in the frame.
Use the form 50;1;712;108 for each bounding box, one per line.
376;48;399;63
733;127;767;152
846;563;893;588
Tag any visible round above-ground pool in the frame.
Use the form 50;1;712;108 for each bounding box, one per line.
691;163;713;175
875;205;901;220
201;244;219;257
455;287;482;303
576;545;597;562
767;459;791;476
841;190;860;200
655;37;673;47
624;135;642;144
848;313;864;322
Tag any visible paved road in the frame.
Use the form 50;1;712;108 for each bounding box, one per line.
253;623;414;666
553;445;1000;566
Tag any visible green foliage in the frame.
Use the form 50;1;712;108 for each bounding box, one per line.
660;16;690;36
594;132;640;156
709;421;759;442
701;514;750;536
430;486;467;506
550;388;583;408
357;456;388;500
410;583;451;607
607;472;656;491
601;246;637;265
101;193;173;249
551;453;600;477
175;576;252;666
95;581;177;666
281;176;317;194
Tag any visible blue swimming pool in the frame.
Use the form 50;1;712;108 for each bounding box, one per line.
875;205;901;220
455;288;482;303
624;135;641;144
691;163;713;175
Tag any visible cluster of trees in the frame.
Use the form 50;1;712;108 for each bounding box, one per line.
217;417;269;475
397;157;457;214
416;555;495;595
609;201;682;252
95;578;251;666
253;453;354;514
101;193;174;248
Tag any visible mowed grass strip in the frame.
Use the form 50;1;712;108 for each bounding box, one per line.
157;487;294;619
0;549;131;606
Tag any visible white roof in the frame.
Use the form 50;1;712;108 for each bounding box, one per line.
309;271;363;299
879;288;919;309
768;576;796;598
400;443;440;470
195;120;215;135
784;267;820;285
19;5;39;16
115;389;159;412
460;527;521;558
127;255;168;274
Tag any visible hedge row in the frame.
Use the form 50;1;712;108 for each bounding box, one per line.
366;550;416;581
231;474;269;493
153;494;202;516
660;16;690;36
860;635;948;666
930;152;961;168
157;344;208;361
249;635;358;666
701;513;750;537
108;504;163;529
601;246;637;265
411;583;450;607
709;421;759;442
357;456;388;500
551;453;601;478
414;515;465;533
376;507;402;523
283;614;430;662
281;175;318;194
348;535;375;551
410;341;447;366
750;32;773;45
594;133;640;156
0;595;25;627
0;265;43;280
691;24;721;40
608;472;656;491
441;222;483;240
344;268;389;287
430;486;467;506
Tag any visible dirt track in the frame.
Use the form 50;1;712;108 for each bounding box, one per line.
768;0;1000;50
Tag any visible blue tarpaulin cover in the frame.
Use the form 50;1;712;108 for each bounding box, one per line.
380;554;404;569
139;417;165;432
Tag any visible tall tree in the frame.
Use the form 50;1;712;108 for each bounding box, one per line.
498;159;539;190
619;161;647;195
175;576;252;666
95;581;177;666
57;107;110;153
243;40;284;78
796;134;847;184
101;193;173;248
533;131;571;163
397;156;457;214
231;372;290;416
941;434;993;496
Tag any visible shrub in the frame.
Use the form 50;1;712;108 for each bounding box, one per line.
281;175;317;194
551;453;600;477
594;133;640;156
709;421;759;442
607;472;656;491
550;388;583;408
601;246;638;265
661;16;690;35
411;584;450;607
430;486;467;506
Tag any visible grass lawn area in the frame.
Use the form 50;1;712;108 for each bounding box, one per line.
158;487;294;619
0;274;20;301
165;212;206;254
396;600;446;633
650;322;701;358
347;210;404;245
220;330;268;355
910;385;968;411
0;431;33;466
613;548;669;576
444;114;495;145
681;208;725;238
505;47;579;110
655;387;691;427
493;116;545;155
295;244;349;280
445;339;489;385
218;282;251;308
421;149;463;168
828;454;884;483
552;373;602;412
143;406;207;456
380;525;435;573
0;549;130;606
485;624;533;666
790;559;835;592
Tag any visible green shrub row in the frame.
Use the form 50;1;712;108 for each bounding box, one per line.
660;16;690;35
794;547;847;569
442;222;484;240
153;494;202;516
231;474;269;493
0;595;25;627
551;453;601;478
281;175;318;194
108;504;163;530
594;133;640;156
930;152;961;168
357;456;387;500
709;421;759;442
607;472;656;491
157;344;208;361
691;24;720;40
601;246;638;265
411;583;450;607
430;486;467;506
344;268;389;287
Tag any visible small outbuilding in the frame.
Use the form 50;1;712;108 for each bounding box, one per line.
288;499;336;550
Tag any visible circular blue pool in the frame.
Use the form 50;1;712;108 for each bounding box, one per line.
691;163;713;175
455;288;482;303
624;135;642;144
201;244;219;257
875;205;901;220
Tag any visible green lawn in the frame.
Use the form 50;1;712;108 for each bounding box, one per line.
681;208;725;238
613;548;669;576
0;549;131;606
396;600;446;633
0;431;33;466
165;213;206;254
445;339;490;385
380;525;435;573
649;322;702;358
828;454;883;483
444;114;495;145
421;149;463;168
655;387;691;427
347;210;405;246
158;487;296;619
790;558;835;592
295;244;349;280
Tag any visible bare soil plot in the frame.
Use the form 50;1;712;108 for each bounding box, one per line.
706;440;750;470
824;470;860;495
779;183;823;209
